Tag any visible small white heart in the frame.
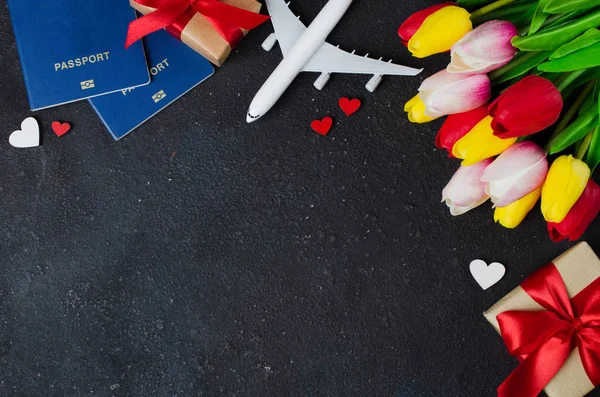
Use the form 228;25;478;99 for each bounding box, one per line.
470;259;506;290
9;117;40;148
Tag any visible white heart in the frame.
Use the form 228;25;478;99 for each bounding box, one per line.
9;117;40;148
470;259;506;290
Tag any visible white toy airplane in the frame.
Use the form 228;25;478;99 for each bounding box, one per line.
246;0;423;123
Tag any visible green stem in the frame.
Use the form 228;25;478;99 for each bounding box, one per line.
576;131;594;160
544;8;599;31
557;69;589;92
545;80;596;152
470;0;518;19
489;51;540;82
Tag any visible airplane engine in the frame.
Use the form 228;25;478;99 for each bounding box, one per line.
366;74;383;93
262;33;277;51
313;72;331;90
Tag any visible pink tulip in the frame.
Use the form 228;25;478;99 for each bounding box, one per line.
442;159;493;216
447;20;518;74
419;69;491;118
480;142;548;208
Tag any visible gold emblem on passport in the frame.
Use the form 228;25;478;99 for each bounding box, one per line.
152;90;166;103
80;80;95;90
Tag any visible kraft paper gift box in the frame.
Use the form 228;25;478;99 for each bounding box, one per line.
484;242;600;397
130;0;262;66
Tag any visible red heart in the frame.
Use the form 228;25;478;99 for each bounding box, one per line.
339;97;362;116
51;121;71;137
311;116;333;136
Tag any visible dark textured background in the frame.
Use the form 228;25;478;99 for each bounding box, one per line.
0;1;598;396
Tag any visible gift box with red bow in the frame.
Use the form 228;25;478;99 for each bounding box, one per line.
484;242;600;397
127;0;269;66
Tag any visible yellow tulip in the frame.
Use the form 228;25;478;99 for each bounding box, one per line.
494;187;542;229
541;155;590;223
408;6;473;58
452;116;517;166
404;94;438;123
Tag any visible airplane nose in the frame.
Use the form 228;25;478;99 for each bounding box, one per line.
246;112;259;123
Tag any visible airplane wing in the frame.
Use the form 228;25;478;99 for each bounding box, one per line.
303;43;422;76
264;0;307;57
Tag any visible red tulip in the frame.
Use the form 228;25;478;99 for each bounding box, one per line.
547;179;600;242
398;3;454;45
488;76;563;138
435;106;489;157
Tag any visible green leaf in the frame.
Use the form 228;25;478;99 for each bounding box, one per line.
541;5;600;32
538;72;562;83
549;103;599;154
471;3;537;26
504;4;538;27
550;80;598;148
539;42;600;72
560;67;600;97
550;29;600;59
530;0;552;35
556;69;588;92
543;10;590;30
544;0;600;14
585;126;600;172
580;87;598;115
512;9;600;51
491;51;552;84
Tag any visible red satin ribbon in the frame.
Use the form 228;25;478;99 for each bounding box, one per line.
496;263;600;397
125;0;269;49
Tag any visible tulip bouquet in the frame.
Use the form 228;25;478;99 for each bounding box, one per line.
400;0;600;242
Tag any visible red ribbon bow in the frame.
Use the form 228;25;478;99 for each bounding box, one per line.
126;0;269;49
497;263;600;397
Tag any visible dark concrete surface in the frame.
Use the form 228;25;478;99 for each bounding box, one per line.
0;1;598;396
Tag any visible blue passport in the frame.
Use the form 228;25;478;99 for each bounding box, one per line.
7;0;151;110
89;29;214;141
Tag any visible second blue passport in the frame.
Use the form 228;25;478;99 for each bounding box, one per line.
89;29;215;141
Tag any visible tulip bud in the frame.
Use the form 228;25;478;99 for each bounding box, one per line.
452;116;517;166
481;142;548;207
442;159;492;216
541;155;590;223
405;6;473;58
489;76;563;139
448;20;518;74
436;106;489;157
547;179;600;242
399;3;453;44
404;94;439;123
418;69;491;119
494;187;542;229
